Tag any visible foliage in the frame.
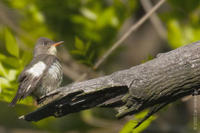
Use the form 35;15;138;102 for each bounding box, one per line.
162;0;200;48
0;27;32;104
0;0;138;105
0;0;200;132
35;0;138;65
5;28;19;57
70;37;94;66
120;110;156;133
0;0;138;132
0;0;55;105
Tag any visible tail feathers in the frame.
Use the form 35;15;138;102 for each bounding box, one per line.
9;85;33;107
9;95;20;107
9;84;26;107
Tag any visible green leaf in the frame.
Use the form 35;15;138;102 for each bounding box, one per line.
0;81;16;102
166;19;199;48
70;50;85;56
0;77;11;93
1;56;21;68
142;55;153;63
0;77;33;105
80;8;97;21
167;19;184;48
120;110;156;133
0;62;7;77
75;37;84;50
21;51;32;66
120;120;136;133
0;54;6;61
97;7;119;28
6;69;18;81
5;28;19;57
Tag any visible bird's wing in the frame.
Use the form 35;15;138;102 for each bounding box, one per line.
10;55;57;106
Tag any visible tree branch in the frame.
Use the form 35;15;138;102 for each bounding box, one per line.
21;41;200;124
140;0;167;40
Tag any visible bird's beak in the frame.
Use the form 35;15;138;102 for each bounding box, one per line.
52;41;64;47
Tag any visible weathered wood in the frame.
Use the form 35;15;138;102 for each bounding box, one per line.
21;41;200;124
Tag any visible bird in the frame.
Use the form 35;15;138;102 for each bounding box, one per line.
9;37;63;107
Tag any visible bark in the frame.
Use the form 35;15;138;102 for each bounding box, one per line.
21;41;200;124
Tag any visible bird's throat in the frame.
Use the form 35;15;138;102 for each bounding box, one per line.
48;46;57;56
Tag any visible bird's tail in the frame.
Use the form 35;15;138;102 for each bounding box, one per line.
9;95;19;107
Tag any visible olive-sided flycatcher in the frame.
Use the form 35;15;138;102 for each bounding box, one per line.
10;37;63;106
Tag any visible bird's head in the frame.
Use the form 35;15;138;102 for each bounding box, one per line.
34;37;64;57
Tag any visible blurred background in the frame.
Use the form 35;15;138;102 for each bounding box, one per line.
0;0;200;132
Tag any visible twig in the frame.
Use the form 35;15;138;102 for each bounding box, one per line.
93;0;166;70
141;0;166;40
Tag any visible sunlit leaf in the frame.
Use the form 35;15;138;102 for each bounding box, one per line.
0;77;11;92
193;26;200;41
81;8;97;21
81;110;93;122
0;62;7;77
1;56;21;68
75;37;84;50
120;110;156;133
0;54;6;61
120;119;136;133
97;7;118;28
0;79;33;105
21;51;32;66
6;69;18;81
29;4;44;23
5;28;19;57
167;19;184;48
142;55;153;63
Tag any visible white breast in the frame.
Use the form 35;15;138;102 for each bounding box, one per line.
27;61;46;77
48;62;61;79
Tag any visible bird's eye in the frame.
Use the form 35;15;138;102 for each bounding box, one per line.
43;42;48;45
